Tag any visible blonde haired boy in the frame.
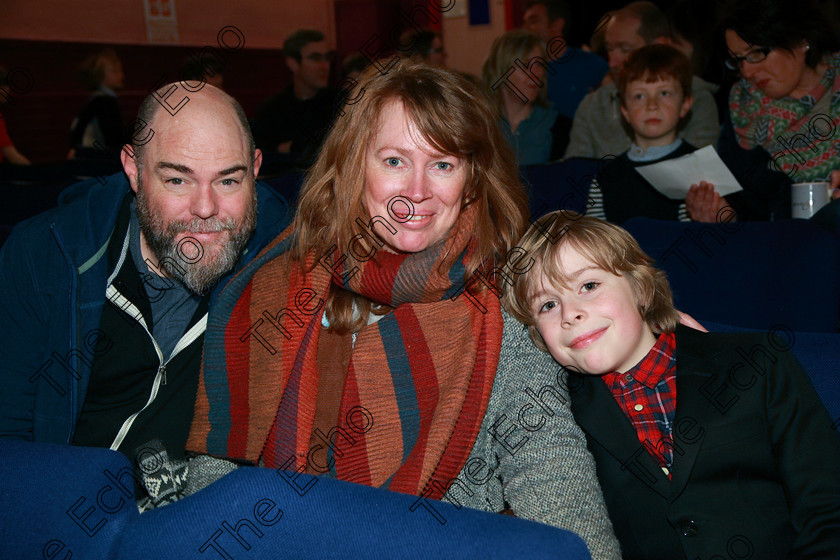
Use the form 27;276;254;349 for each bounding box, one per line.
504;210;840;559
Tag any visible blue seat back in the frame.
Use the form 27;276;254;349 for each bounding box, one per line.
0;440;139;560
522;158;601;219
702;321;840;422
263;172;305;207
120;466;591;559
1;441;592;560
623;218;840;332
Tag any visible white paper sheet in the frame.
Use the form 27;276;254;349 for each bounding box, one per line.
633;145;743;199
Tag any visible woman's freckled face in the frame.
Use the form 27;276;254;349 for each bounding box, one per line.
362;99;467;253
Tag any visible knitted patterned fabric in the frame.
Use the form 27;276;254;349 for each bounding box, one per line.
187;204;503;496
730;52;840;182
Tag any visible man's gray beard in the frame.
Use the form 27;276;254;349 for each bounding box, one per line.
135;176;258;296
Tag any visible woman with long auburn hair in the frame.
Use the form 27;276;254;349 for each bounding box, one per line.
185;59;620;559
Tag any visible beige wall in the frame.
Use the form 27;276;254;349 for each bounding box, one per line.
0;0;509;69
0;0;336;49
441;0;507;77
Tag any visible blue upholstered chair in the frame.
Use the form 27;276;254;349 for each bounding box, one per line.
522;158;601;219
0;440;592;560
623;218;840;333
120;464;592;560
262;171;305;207
785;330;840;422
0;440;140;560
703;321;840;423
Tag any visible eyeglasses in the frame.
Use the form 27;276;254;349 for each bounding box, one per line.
724;46;772;70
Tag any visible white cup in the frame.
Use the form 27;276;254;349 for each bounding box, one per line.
791;182;831;219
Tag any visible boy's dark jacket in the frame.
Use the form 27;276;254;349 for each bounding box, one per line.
570;325;840;560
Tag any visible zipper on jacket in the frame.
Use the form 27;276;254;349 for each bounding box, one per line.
103;230;208;452
105;283;207;452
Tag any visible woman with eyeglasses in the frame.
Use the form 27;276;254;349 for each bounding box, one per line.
717;0;840;220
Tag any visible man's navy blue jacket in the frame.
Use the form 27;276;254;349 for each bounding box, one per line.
0;173;291;443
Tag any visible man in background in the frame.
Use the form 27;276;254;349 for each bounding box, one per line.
251;28;337;169
523;0;608;120
565;1;719;159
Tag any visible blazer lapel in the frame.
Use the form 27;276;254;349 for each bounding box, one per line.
572;373;671;499
668;326;717;497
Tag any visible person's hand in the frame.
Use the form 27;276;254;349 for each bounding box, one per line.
830;170;840;200
686;181;730;223
678;311;707;332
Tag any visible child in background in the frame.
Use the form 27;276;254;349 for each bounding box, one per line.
587;44;729;223
68;48;125;159
503;210;840;559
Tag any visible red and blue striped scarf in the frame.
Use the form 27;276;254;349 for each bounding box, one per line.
188;205;503;496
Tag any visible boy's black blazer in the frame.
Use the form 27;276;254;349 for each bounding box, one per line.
570;325;840;560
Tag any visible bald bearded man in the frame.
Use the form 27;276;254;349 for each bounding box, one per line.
0;83;291;507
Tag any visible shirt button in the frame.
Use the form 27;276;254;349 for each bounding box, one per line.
634;404;643;411
680;520;698;537
624;374;633;382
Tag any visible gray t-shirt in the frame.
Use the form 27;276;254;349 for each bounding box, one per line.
129;201;202;360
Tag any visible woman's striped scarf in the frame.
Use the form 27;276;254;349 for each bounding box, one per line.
187;204;503;496
730;52;840;182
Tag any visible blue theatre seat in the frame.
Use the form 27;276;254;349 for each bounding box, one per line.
522;158;601;219
263;171;305;207
0;440;592;560
702;321;840;423
623;217;840;333
0;440;140;560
